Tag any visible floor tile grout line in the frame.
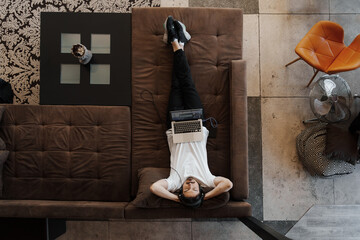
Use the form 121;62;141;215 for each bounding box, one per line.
260;13;360;15
258;8;264;218
259;97;264;221
259;8;263;221
261;13;329;15
330;13;360;15
258;13;261;98
257;2;264;222
261;96;309;98
257;2;263;214
258;7;263;218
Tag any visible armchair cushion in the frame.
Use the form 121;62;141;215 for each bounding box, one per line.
328;35;360;73
325;124;358;165
132;167;229;209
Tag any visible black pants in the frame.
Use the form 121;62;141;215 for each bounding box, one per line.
166;50;203;129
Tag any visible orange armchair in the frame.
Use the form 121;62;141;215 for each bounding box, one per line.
286;21;360;87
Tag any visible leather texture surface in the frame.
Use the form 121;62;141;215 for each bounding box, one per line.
230;60;248;200
0;199;127;219
295;21;360;73
125;201;251;219
0;105;132;202
131;8;247;200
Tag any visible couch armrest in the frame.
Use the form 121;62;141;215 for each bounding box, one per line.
229;60;249;200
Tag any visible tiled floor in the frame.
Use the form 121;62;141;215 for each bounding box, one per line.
262;98;334;221
58;0;360;239
256;0;360;224
286;205;360;239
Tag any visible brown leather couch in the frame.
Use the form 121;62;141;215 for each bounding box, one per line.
0;7;250;220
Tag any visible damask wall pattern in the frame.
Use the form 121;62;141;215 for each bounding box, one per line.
0;0;160;104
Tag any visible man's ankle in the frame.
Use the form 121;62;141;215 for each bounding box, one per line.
172;40;182;52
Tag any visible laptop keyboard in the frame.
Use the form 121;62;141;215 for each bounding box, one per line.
174;120;202;134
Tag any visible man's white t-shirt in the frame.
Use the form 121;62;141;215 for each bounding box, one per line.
165;126;216;192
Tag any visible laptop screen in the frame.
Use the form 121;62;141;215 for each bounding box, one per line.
170;108;203;122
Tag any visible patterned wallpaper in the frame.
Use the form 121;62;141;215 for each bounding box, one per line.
0;0;160;104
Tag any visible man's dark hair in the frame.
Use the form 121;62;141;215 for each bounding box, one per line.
71;44;84;57
178;186;205;208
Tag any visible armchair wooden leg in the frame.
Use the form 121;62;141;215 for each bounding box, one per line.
239;216;291;240
285;57;301;67
306;69;319;88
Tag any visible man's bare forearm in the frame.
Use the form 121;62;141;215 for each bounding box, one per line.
150;180;180;202
204;178;233;200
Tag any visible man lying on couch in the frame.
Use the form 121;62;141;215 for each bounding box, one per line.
150;16;233;209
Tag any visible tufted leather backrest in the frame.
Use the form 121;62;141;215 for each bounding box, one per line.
295;21;346;72
0;105;131;202
131;8;243;196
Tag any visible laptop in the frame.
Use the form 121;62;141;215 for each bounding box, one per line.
170;109;204;144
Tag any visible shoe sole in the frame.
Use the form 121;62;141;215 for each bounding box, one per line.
163;18;191;44
177;21;191;42
163;18;169;44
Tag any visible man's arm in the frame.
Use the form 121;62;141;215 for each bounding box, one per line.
150;179;180;202
204;177;233;200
